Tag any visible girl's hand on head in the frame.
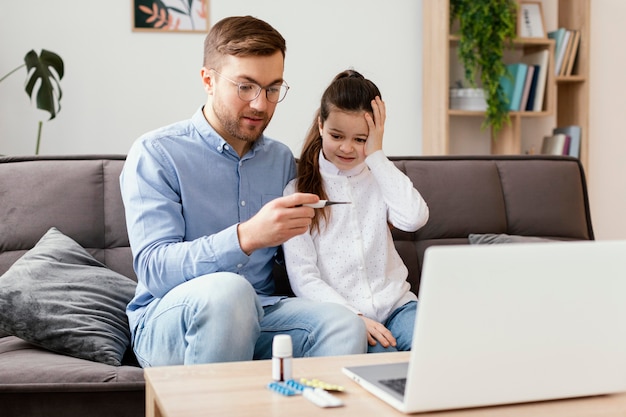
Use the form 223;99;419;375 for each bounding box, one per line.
364;96;386;156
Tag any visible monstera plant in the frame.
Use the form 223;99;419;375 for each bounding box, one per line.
0;49;64;154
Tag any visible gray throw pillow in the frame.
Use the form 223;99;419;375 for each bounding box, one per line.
0;227;136;366
468;233;554;244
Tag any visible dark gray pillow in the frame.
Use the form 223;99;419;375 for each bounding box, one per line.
0;227;136;366
468;233;554;244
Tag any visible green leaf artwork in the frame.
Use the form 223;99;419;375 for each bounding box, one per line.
134;0;208;32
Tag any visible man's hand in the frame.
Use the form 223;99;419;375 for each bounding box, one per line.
237;193;319;254
360;315;397;348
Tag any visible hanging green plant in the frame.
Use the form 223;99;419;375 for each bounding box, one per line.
450;0;517;135
0;49;64;154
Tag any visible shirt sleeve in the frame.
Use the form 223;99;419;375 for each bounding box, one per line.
365;150;429;232
120;139;249;298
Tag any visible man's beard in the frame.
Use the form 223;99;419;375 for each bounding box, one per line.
213;102;270;144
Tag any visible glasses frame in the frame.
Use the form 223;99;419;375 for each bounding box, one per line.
210;69;290;104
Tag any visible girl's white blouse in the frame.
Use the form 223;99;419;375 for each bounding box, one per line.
282;150;429;322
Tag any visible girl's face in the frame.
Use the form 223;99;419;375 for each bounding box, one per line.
319;109;369;171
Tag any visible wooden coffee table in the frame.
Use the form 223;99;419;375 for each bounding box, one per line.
144;352;626;416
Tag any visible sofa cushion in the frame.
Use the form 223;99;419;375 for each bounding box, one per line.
468;233;554;244
0;227;136;366
0;336;143;384
0;156;136;281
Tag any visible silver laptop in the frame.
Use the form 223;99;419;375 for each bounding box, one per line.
342;240;626;413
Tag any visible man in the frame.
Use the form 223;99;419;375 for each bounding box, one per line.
120;15;367;367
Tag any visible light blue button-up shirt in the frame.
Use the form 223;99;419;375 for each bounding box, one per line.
120;107;296;335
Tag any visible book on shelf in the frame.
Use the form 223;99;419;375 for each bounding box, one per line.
548;28;568;75
559;30;575;76
564;30;581;76
519;65;535;111
500;63;528;111
553;125;582;158
556;29;571;75
525;64;540;111
562;135;571;156
520;50;549;111
541;133;570;156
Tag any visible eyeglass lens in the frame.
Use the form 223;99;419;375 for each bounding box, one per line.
237;83;289;103
211;69;289;103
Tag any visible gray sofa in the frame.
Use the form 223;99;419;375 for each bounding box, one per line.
0;154;593;417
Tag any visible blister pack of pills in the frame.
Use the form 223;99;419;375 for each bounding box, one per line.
267;379;344;408
299;378;345;392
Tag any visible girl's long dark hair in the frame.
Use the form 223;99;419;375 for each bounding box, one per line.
297;69;381;232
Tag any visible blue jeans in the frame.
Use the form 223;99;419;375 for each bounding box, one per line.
367;301;417;353
132;273;367;367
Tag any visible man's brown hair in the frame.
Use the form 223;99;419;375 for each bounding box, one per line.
203;15;286;69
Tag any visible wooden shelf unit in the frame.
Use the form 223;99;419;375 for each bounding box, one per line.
422;0;590;171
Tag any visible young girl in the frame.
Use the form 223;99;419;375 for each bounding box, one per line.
283;70;429;352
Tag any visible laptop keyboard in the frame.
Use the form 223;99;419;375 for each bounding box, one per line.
379;377;407;396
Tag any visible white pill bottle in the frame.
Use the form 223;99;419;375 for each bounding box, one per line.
272;334;293;381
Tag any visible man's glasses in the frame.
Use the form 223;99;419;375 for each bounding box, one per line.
211;69;289;103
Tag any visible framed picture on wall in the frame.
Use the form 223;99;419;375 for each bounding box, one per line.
132;0;209;33
518;1;545;38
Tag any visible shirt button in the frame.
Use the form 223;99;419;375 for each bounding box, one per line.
224;145;230;151
241;200;246;206
237;263;243;269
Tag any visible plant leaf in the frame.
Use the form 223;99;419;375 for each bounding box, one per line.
168;6;186;14
23;49;64;121
450;0;517;134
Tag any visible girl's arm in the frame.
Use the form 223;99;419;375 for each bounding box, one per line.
367;151;429;232
364;97;429;232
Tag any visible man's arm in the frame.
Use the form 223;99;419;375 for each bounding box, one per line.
121;138;320;297
120;142;248;297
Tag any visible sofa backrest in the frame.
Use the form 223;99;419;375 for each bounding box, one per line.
0;154;593;297
388;155;593;292
0;155;134;280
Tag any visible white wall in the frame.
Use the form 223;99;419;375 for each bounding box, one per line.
2;1;626;241
588;0;626;240
0;0;422;157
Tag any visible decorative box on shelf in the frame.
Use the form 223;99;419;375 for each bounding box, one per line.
449;88;487;111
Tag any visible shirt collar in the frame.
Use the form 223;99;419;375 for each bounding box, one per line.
318;150;366;177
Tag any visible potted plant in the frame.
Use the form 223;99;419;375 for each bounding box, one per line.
450;0;517;135
0;49;64;154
